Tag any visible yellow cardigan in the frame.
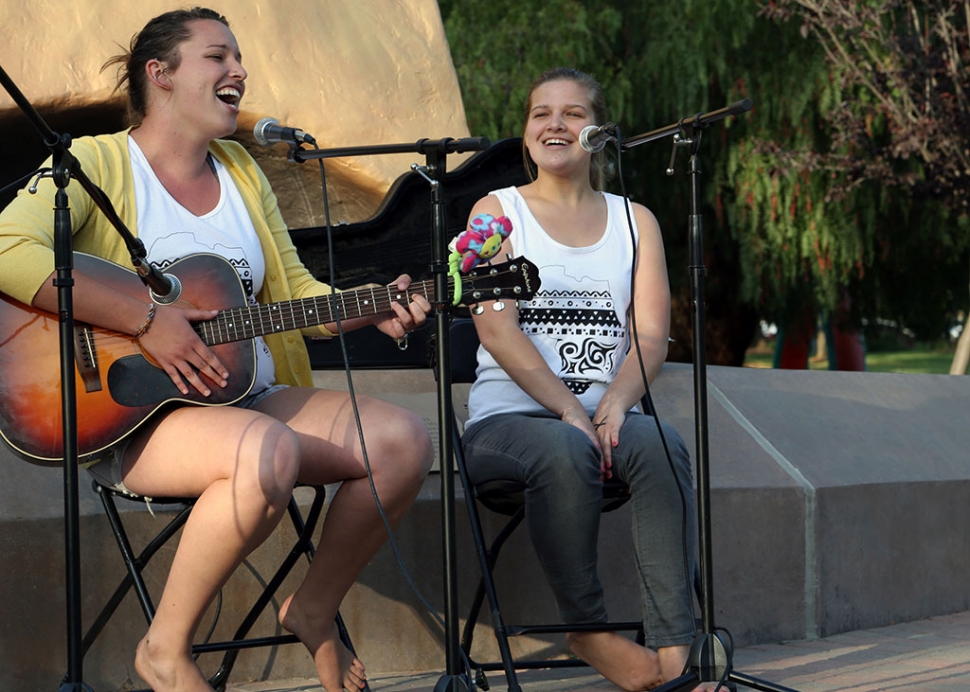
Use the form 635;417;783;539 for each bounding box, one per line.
0;130;334;387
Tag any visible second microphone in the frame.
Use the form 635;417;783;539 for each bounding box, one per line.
579;123;617;153
253;117;317;147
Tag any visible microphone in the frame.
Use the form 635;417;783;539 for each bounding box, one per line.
253;117;317;147
579;123;617;153
134;260;183;305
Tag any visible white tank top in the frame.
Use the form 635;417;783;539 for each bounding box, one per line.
466;186;638;425
128;136;276;393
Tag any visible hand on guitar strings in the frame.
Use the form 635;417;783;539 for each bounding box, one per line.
372;274;432;342
138;303;229;397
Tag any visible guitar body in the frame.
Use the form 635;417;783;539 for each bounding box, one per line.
0;249;541;465
0;253;256;464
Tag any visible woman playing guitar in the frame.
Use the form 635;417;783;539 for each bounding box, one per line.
0;8;433;692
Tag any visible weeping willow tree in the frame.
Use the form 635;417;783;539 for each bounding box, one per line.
438;0;970;365
762;0;970;371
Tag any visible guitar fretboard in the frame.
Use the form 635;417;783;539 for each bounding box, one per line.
194;279;438;346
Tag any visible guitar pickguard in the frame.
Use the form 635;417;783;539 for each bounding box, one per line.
106;354;249;408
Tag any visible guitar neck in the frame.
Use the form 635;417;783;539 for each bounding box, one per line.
195;279;439;346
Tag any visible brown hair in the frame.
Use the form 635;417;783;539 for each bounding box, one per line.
522;67;610;190
102;7;229;126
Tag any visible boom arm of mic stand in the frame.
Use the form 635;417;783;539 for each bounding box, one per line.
620;99;752;150
289;136;490;162
57;160;174;298
0;63;167;298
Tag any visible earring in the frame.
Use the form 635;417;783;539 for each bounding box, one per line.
152;64;170;87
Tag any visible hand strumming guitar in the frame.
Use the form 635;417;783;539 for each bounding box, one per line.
137;304;229;397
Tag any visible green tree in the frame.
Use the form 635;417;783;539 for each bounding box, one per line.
440;0;631;139
762;0;970;370
439;0;970;366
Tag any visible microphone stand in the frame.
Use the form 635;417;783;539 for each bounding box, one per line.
623;100;799;692
292;136;489;692
0;64;178;691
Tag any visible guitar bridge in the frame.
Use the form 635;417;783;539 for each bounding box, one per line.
74;323;103;393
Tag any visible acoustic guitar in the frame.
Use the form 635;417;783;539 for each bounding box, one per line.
0;252;539;463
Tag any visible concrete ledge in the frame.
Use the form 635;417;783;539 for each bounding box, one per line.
2;364;969;691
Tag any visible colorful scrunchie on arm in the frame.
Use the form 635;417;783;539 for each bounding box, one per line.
450;213;513;273
447;213;514;305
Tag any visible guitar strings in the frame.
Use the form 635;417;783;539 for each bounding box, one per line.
80;268;517;349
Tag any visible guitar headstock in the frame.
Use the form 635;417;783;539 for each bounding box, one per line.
458;256;541;305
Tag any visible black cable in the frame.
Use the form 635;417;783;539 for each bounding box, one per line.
309;148;474;677
610;128;732;654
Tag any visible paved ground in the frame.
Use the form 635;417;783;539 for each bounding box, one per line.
229;609;970;692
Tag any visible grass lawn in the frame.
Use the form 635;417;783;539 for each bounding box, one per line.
744;341;958;374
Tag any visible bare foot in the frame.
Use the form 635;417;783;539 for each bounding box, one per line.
567;631;663;691
657;645;728;691
279;594;366;691
134;635;214;692
689;683;726;692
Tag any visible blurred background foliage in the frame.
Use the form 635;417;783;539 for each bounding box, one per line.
437;0;970;367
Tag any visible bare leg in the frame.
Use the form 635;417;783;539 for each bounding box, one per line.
121;406;303;692
258;388;433;691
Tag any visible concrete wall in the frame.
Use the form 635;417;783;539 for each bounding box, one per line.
2;364;969;691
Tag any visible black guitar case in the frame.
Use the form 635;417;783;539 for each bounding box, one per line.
291;137;529;368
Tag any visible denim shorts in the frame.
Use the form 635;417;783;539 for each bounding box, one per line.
84;384;289;498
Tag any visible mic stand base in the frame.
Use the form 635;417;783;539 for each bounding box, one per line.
433;675;471;692
653;631;801;692
651;632;732;692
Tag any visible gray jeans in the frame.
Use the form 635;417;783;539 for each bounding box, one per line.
461;411;698;648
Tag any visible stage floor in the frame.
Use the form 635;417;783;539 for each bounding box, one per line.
230;609;970;692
